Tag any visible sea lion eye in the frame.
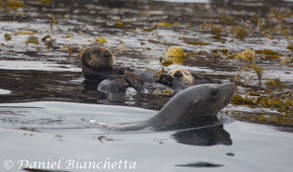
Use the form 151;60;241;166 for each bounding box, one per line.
210;87;218;98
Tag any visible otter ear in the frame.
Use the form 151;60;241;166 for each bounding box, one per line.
82;51;89;61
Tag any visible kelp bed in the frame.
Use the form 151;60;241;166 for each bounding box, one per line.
0;0;292;126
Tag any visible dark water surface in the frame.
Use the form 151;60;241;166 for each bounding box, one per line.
0;0;293;172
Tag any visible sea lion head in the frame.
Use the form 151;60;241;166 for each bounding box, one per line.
82;47;114;75
168;68;194;85
183;83;235;118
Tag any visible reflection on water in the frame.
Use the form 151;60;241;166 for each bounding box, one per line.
0;88;11;95
173;125;232;146
167;115;233;146
176;161;223;168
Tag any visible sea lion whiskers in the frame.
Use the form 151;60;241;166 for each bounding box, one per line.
214;97;226;116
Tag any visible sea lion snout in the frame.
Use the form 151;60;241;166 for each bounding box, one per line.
216;83;235;108
220;83;235;97
184;83;235;118
223;83;235;90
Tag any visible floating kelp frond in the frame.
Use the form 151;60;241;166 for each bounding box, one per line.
25;36;39;45
50;16;55;28
154;22;171;28
5;0;25;10
165;47;184;58
38;0;52;4
96;37;107;43
4;33;11;41
14;30;35;35
256;49;280;59
240;49;255;62
250;63;262;86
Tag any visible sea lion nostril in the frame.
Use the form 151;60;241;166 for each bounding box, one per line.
174;71;183;78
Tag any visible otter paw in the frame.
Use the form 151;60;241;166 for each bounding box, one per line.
156;73;174;87
97;77;129;93
124;71;144;92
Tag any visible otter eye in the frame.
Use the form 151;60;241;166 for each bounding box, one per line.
210;87;218;98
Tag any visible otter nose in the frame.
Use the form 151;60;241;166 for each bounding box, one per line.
173;71;183;78
104;51;112;58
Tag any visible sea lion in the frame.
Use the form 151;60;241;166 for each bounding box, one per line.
109;83;235;131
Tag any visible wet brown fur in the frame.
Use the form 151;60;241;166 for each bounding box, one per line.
168;68;194;85
124;71;144;91
82;47;114;76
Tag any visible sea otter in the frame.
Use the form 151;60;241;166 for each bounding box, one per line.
82;46;144;92
81;46;219;93
81;46;187;93
82;46;122;81
168;68;222;85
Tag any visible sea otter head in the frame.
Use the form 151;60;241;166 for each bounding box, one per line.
168;68;194;85
82;47;114;73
